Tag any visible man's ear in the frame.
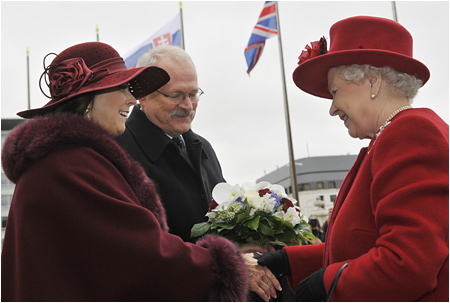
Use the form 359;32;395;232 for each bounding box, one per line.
139;95;148;107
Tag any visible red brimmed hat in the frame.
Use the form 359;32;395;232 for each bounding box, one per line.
18;42;170;118
292;16;430;99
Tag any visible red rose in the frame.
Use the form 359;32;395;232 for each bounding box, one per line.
282;197;294;212
258;188;271;197
298;36;327;64
208;199;218;212
49;58;94;100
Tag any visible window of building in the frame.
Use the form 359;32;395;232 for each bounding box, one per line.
299;183;311;191
328;181;336;188
317;182;324;189
330;195;337;203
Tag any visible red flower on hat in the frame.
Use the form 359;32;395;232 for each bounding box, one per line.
49;58;98;100
298;36;327;64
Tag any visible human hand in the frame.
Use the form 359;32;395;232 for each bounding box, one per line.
256;249;291;276
243;253;282;301
239;243;275;257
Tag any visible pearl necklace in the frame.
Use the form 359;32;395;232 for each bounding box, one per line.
370;105;412;152
383;105;412;126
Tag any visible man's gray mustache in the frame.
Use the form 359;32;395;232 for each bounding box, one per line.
168;109;195;119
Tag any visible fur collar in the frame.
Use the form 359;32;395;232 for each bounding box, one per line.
2;113;168;231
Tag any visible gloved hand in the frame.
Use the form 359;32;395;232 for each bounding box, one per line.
256;249;291;277
295;267;326;302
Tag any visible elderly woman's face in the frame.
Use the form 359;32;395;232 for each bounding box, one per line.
90;87;137;136
327;68;376;139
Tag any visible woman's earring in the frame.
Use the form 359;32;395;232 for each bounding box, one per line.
370;93;376;99
85;106;92;118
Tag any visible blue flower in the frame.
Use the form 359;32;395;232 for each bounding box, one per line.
236;196;246;209
271;192;281;210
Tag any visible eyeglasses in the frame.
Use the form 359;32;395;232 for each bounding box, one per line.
156;88;204;105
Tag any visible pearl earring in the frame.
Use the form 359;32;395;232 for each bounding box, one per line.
85;106;92;118
370;93;376;99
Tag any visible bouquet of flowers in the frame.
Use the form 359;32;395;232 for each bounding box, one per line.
191;182;314;247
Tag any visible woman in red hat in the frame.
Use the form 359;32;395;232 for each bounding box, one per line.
1;42;261;301
257;16;448;301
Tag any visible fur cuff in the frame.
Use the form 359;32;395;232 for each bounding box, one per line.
197;235;249;301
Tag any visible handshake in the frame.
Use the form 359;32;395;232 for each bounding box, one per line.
242;247;328;302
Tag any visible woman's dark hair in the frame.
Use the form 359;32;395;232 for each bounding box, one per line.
53;83;129;116
53;92;96;116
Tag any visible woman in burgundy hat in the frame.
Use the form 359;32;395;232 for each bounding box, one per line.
1;42;259;301
257;16;448;301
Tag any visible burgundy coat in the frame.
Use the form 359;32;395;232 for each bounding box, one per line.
284;108;449;301
1;113;248;301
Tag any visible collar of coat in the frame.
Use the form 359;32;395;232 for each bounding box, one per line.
124;104;208;163
1;113;168;231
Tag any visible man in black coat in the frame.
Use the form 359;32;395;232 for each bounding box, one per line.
116;46;225;242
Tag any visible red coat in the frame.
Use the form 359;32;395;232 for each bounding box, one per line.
1;113;248;301
285;108;449;301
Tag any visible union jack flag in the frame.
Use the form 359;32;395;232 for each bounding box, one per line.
244;1;278;74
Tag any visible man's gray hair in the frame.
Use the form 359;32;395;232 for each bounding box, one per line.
136;45;195;68
334;64;423;101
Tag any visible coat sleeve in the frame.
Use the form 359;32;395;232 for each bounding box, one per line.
1;147;248;301
323;114;449;301
283;243;325;292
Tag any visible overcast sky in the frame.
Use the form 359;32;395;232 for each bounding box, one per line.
1;1;449;185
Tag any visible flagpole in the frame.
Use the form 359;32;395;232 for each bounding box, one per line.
391;1;398;22
27;47;31;110
96;24;100;42
275;1;299;202
179;1;185;49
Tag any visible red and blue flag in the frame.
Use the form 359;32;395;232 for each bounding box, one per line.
244;1;278;74
123;13;182;68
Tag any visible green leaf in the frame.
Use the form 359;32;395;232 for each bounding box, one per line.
271;215;283;223
211;222;235;232
282;220;294;229
236;212;249;223
191;222;211;238
246;215;260;231
259;221;274;237
277;229;296;242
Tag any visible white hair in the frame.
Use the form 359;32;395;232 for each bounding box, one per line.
334;65;423;101
136;45;195;68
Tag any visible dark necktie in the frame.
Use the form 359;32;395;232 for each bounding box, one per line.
172;136;190;159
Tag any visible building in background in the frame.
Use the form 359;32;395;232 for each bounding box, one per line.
257;155;357;225
2;119;25;245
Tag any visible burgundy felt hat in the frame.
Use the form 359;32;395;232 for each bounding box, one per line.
18;42;170;118
292;16;430;99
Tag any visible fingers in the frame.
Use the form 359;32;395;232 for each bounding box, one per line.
264;266;282;294
248;265;282;301
243;253;283;301
249;271;272;301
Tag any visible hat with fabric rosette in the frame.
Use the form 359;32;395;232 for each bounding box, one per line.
18;42;170;118
292;16;430;99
